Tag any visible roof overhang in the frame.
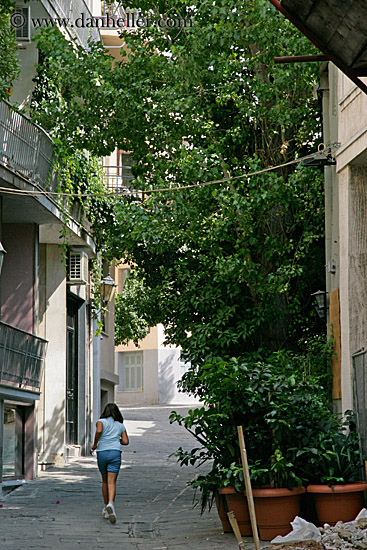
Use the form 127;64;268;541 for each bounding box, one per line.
269;0;367;94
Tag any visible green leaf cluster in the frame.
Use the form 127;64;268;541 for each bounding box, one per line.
0;1;20;101
170;353;361;510
29;2;325;354
114;273;149;345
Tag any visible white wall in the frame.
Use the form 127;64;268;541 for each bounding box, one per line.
11;0;45;107
116;349;159;405
157;347;199;405
37;244;66;465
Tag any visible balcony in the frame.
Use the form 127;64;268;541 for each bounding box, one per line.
101;0;126;21
0;322;47;393
0;101;86;225
0;101;57;192
46;0;101;47
103;165;137;195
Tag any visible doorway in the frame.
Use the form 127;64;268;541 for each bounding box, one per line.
66;296;79;445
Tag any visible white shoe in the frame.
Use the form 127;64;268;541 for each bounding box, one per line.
106;501;116;524
102;506;109;519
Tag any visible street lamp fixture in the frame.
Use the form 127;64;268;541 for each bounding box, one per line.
311;290;327;319
0;242;6;276
100;274;117;305
301;154;336;168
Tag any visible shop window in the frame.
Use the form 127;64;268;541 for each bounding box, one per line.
3;404;25;479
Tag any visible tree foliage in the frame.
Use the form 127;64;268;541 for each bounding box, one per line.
0;1;20;101
114;273;149;345
30;0;325;362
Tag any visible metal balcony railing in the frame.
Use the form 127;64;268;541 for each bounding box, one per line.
52;0;101;46
0;322;47;392
103;165;141;195
101;0;126;20
0;101;58;192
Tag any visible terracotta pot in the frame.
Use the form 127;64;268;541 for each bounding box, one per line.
252;486;305;541
219;486;253;536
306;482;367;525
214;492;231;532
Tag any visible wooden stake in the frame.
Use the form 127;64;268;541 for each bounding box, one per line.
237;425;261;550
227;511;246;549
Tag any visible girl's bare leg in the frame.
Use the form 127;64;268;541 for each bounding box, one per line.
102;473;108;505
107;472;118;502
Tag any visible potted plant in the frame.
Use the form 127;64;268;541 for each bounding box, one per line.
170;352;336;540
296;420;367;525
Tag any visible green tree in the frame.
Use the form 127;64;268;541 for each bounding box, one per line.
0;1;20;101
31;0;325;363
114;274;149;345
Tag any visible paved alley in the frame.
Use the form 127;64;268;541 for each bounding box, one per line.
0;405;266;550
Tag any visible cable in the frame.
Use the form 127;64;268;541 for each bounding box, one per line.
0;146;336;199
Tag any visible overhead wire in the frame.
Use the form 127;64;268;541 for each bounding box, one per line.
0;146;336;200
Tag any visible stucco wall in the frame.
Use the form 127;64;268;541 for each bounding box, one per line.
157;347;199;405
338;73;367;147
11;1;45;107
335;68;367;414
37;244;66;464
341;166;367;412
116;349;158;405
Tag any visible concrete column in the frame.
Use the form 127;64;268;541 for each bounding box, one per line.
24;406;35;480
37;245;66;465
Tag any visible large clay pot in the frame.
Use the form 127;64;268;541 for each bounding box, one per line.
252;486;305;541
306;482;367;525
214;492;231;532
218;486;253;536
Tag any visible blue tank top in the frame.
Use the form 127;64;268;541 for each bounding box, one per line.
96;417;126;452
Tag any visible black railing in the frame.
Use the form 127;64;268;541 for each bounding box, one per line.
0;321;47;392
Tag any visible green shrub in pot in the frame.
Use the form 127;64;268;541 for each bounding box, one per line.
294;417;362;486
169;352;339;510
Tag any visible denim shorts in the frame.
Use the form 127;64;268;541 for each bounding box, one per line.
97;450;122;475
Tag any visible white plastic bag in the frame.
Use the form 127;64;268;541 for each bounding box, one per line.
355;508;367;521
271;516;321;545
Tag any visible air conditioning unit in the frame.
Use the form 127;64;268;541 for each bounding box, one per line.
14;6;31;41
68;251;88;285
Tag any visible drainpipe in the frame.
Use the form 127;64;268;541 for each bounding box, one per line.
319;63;341;411
319;63;332;314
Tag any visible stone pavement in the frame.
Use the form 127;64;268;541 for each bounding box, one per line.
0;405;269;550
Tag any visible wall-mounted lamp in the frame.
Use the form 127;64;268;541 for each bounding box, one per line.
0;242;7;277
311;290;327;319
301;154;336;168
100;274;117;305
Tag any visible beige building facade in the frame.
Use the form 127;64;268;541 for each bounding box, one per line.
0;0;118;488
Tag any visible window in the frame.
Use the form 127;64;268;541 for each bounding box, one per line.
120;351;143;391
3;406;16;477
122;268;130;288
13;7;31;41
117;267;130;294
118;153;134;185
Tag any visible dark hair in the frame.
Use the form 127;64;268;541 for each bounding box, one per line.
100;403;124;423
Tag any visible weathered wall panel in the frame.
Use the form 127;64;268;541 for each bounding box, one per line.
349;166;367;361
329;288;341;399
